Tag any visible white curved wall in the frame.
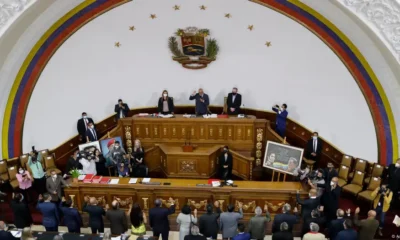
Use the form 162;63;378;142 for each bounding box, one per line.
22;0;378;160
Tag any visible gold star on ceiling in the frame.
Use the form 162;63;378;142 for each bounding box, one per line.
129;26;135;31
265;41;272;47
225;13;231;18
200;5;207;10
150;14;157;19
115;42;121;47
173;5;180;10
248;25;254;31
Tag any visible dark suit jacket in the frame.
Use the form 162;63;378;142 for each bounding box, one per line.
305;138;322;161
65;157;82;174
36;201;59;227
149;205;176;233
85;128;98;142
184;235;207;240
218;152;233;179
158;97;174;114
320;185;341;217
296;194;320;219
227;93;242;115
10;200;33;228
272;108;288;131
388;164;400;192
198;208;221;238
272;231;294;240
328;218;345;240
232;233;251;240
60;204;83;232
324;168;338;183
115;103;130;120
83;203;105;229
335;229;357;240
353;214;379;240
189;93;210;115
77;118;94;137
106;209;128;235
0;230;17;240
272;213;299;233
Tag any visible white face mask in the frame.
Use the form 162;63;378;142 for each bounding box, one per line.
313;136;317;139
90;126;94;129
19;170;24;174
163;93;167;97
331;181;335;186
396;163;400;168
115;146;120;149
83;116;87;119
52;175;57;179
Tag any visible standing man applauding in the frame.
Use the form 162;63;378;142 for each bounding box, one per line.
115;99;130;120
189;88;209;115
226;87;242;115
272;104;288;138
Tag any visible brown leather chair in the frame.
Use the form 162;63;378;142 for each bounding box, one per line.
348;158;367;179
342;171;365;196
20;154;29;167
364;163;384;185
337;165;350;187
7;164;19;189
358;177;382;207
0;159;9;183
44;154;61;175
340;155;353;168
223;96;228;114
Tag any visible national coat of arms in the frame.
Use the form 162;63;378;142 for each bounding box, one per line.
168;27;219;70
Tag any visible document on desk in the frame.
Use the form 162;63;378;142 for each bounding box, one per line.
142;178;151;183
393;215;400;225
159;114;173;118
129;178;138;184
109;179;120;184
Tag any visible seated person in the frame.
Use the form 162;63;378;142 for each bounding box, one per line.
157;90;174;114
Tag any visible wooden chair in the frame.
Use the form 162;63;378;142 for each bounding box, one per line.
44;154;62;175
223;97;228;114
337;165;350;187
20;154;29;168
358;177;381;207
7;165;19;189
340;155;353;168
0;160;9;183
348;158;367;179
342;171;365;196
364;163;384;185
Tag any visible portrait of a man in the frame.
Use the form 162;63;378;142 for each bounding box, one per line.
263;141;304;175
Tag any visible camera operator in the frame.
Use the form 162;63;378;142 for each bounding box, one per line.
371;183;393;236
78;151;97;175
27;146;46;195
307;169;325;198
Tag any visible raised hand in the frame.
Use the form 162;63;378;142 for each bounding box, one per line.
319;205;324;212
214;200;220;208
346;209;351;215
355;207;360;214
238;202;243;209
84;196;90;203
293;207;298;213
169;197;175;204
193;209;197;216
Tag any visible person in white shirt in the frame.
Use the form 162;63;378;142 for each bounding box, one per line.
79;154;97;175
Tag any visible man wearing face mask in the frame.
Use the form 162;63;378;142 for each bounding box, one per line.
226;87;242;115
189;88;210;115
388;158;400;209
115;99;130;120
77;112;94;142
305;132;322;164
85;122;98;143
218;146;233;181
318;176;341;221
158;90;175;115
272;103;288;138
28;149;46;195
46;169;69;203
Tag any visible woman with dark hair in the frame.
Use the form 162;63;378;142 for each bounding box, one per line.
177;205;198;240
157;90;174;115
94;149;107;176
129;203;147;236
10;192;33;228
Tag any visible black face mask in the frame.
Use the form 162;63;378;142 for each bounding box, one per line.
232;92;237;95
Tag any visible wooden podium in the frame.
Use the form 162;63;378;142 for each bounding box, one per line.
158;144;221;178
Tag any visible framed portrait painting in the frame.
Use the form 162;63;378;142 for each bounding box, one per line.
263;141;304;175
78;141;101;153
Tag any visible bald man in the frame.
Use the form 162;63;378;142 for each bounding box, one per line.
0;221;16;240
189;88;210;115
83;196;106;234
353;207;379;240
328;209;346;240
106;200;128;235
296;189;320;220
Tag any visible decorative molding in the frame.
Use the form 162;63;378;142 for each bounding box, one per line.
180;160;196;172
125;126;132;153
337;0;400;61
264;201;285;212
187;199;207;210
0;0;33;34
255;128;263;166
235;200;256;211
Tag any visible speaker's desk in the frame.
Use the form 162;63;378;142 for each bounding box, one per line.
65;178;307;219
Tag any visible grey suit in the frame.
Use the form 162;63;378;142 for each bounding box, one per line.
220;208;243;238
46;176;67;201
248;213;271;240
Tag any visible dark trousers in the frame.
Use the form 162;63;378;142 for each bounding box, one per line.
33;177;46;195
18;187;32;203
68;226;81;233
91;226;104;234
153;230;169;240
45;226;58;232
276;126;285;138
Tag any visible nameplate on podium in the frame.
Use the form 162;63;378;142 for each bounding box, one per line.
141;182;161;185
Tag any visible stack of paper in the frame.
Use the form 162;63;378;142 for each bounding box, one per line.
183;114;192;118
138;113;149;116
78;175;86;181
142;178;151;183
211;181;220;187
109;179;120;184
129;178;138;184
159;114;173;118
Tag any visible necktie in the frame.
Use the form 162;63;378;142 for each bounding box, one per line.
84;119;88;130
313;140;316;152
92;129;97;140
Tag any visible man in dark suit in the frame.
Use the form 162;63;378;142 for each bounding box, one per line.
77;112;94;142
319;176;341;221
324;162;338;183
272;222;294;240
149;198;176;240
189;88;210;115
226;87;242;115
327;209;345;240
85;122;98;142
199;201;221;239
301;207;326;237
272;203;299;234
65;149;82;175
106;200;128;235
218;146;233;180
305;132;322;163
83;196;106;234
46;170;69;203
272;104;288;138
353;207;379;240
115;99;130;120
60;197;82;233
37;193;59;231
336;219;357;240
388;158;400;209
0;221;17;240
296;189;320;220
10;192;33;229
